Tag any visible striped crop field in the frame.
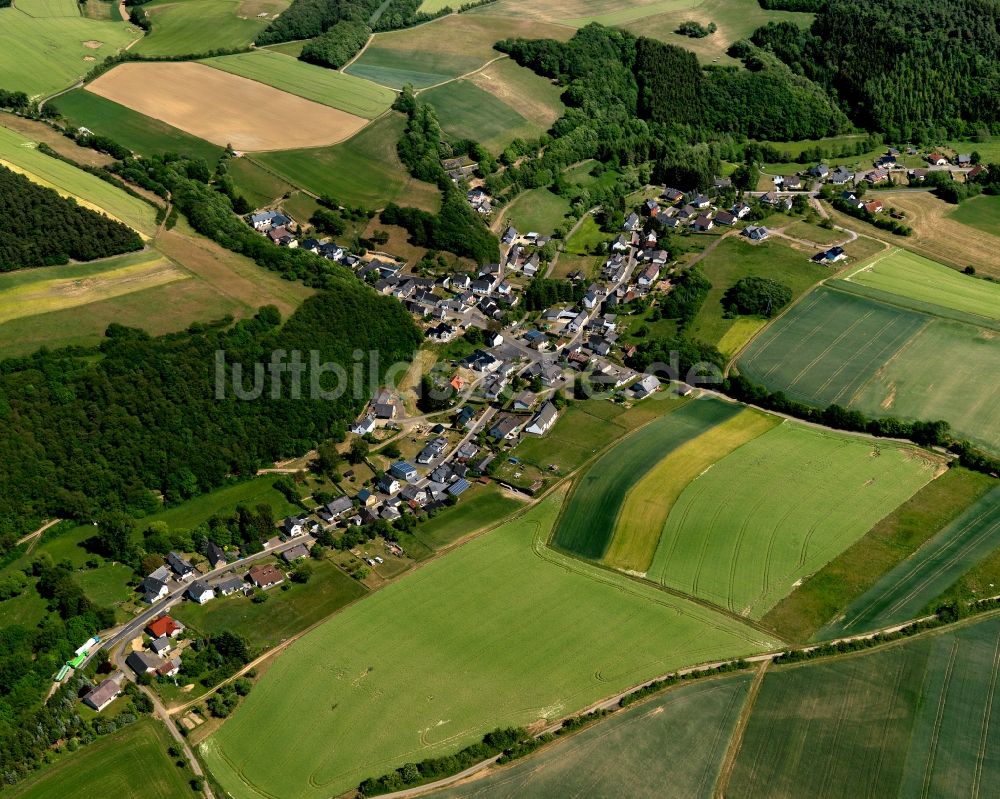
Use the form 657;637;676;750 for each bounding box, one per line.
738;286;1000;455
604;409;779;574
818;485;1000;639
646;422;944;618
730;613;1000;798
551;397;743;561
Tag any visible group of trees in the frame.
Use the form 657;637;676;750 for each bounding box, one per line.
722;276;792;317
0;287;421;553
523;277;586;311
254;0;446;45
0;166;143;269
654;266;712;331
177;632;252;690
299;20;371;69
676;20;717;37
749;0;1000;137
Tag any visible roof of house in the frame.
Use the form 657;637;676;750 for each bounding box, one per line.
527;401;558;431
84;677;121;709
167;552;194;574
126;650;162;673
214;575;246;593
282;544;310;562
248;563;284;585
146;615;182;639
206;541;225;564
187;580;213;598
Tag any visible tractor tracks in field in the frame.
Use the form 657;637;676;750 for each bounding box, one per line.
713;660;769;799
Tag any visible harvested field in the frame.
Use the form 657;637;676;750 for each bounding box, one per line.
131;0;280;56
730;615;1000;798
202;50;394;119
829;191;1000;279
85;62;370;151
818;485;1000;639
202;490;779;799
552;398;742;561
647;422;943;619
605;409;779;574
437;676;752;799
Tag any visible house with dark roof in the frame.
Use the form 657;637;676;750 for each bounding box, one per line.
661;187;684;204
812;246;846;264
320;496;354;522
830;166;853;184
623;212;641;231
389;461;419;482
206;541;226;570
186;581;215;605
282;544;310;563
140;575;168;604
214;575;246;596
166;552;195;580
83;677;122;712
742;225;769;241
126;650;163;675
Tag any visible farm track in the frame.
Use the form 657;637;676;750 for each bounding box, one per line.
713;660;769;798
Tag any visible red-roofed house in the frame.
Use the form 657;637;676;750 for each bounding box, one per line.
927;153;948;166
145;615;184;639
864;200;884;214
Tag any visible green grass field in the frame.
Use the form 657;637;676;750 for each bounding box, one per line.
513;400;634;475
731;614;1000;798
53;89;222;161
5;720;193;799
412;484;524;551
738;287;1000;454
173;557;366;650
687;236;830;356
0;124;158;235
606;409;779;574
226;156;295;208
0;7;135;98
762;468;997;643
131;0;279;56
202;490;779;799
468;58;565;130
16;0;81;16
948;193;1000;237
552;398;743;561
647;422;941;619
202;50;395;119
422;80;542;155
504;187;572;235
253;112;441;211
818;485;1000;639
838;247;1000;324
438;675;752;799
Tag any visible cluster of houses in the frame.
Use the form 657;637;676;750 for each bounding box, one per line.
125;615;185;681
248;209;363;268
626;184;755;235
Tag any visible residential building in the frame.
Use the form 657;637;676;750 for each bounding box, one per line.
248;563;284;589
186;581;215;605
525;401;558;436
83;677;122;712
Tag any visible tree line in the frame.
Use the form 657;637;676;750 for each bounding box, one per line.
299;20;371;69
254;0;447;45
0;166;143;269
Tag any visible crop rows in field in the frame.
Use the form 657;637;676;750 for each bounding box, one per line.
738;285;1000;455
730;614;1000;798
551;398;743;561
819;485;1000;639
202;490;778;799
646;423;940;619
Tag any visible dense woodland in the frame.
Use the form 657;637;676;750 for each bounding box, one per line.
0;166;143;269
749;0;1000;136
255;0;445;45
299;20;371;69
0;288;421;551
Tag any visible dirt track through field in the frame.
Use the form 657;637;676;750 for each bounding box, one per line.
85;62;370;151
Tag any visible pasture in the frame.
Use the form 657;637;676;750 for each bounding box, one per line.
948;193;1000;238
85;62;369;151
254;112;441;211
503;187;572;235
762;468;997;643
646;422;942;619
514;399;635;475
202;50;395;119
438;676;752;799
818;485;1000;639
0;125;157;235
16;0;81;17
345;14;573;89
737;286;1000;454
131;0;283;56
173;557;367;651
202;490;779;799
605;409;778;574
5;720;192;799
52;89;223;162
422;80;544;155
838;247;1000;325
687;236;830;356
730;614;1000;798
552;398;742;561
468;58;565;131
0;7;135;98
412;483;525;551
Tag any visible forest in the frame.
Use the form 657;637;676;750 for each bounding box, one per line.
255;0;445;44
749;0;1000;137
299;20;371;69
0;288;421;552
0;166;143;269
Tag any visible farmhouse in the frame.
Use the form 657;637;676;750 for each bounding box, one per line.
249;563;285;589
82;677;122;712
